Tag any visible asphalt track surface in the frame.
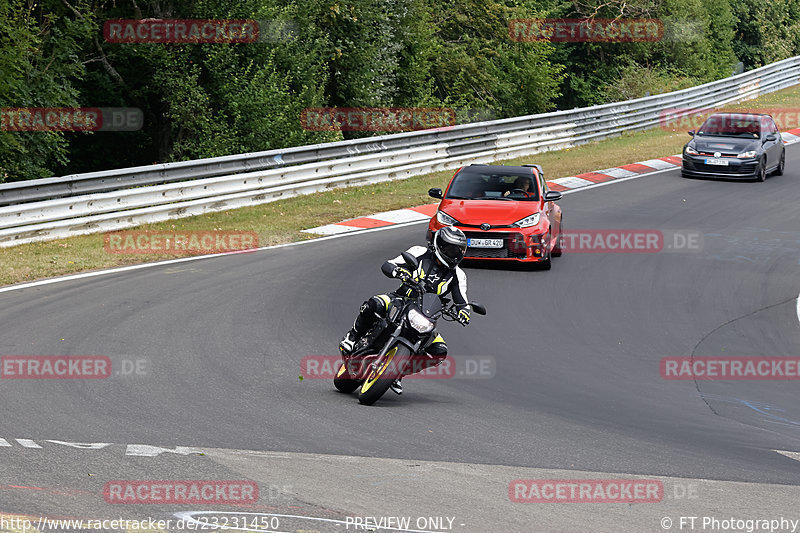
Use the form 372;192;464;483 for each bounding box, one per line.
3;145;800;531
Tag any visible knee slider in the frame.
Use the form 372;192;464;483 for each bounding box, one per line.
427;342;448;357
362;296;390;317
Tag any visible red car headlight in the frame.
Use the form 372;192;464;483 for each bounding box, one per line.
513;212;540;228
436;211;460;225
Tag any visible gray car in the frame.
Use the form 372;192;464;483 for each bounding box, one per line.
681;112;785;181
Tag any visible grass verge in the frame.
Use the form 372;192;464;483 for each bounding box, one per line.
3;85;800;287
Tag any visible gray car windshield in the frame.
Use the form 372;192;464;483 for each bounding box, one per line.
446;170;539;201
697;115;761;139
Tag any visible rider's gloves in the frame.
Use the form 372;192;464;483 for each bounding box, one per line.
457;308;471;326
393;267;413;282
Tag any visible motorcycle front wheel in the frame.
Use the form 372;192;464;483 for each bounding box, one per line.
358;344;410;406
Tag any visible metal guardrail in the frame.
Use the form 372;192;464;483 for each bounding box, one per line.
2;55;799;246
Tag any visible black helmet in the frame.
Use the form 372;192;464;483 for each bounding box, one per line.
432;226;467;268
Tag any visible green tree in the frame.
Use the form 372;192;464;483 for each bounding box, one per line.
430;0;563;117
0;0;90;180
732;0;800;68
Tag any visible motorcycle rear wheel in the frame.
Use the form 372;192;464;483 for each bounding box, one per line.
333;361;360;393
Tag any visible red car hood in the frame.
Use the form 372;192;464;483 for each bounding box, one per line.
439;199;539;226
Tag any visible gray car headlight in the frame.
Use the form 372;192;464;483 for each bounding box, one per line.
685;146;699;155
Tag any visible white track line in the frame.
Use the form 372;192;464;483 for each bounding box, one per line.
10;136;800;296
0;220;428;295
300;223;362;235
559;167;678;195
0;164;689;295
368;208;431;223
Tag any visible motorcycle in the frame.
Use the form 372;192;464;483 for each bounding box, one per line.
334;251;487;405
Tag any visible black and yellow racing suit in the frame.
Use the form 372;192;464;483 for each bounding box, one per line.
350;245;470;358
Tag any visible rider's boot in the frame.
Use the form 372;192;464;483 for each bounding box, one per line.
341;298;383;354
339;329;359;355
390;378;403;395
390;353;444;394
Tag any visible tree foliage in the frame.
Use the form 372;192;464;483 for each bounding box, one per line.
1;0;799;180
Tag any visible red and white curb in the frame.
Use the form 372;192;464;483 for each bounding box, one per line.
303;129;800;236
301;154;681;235
303;205;438;236
544;155;682;192
781;128;800;144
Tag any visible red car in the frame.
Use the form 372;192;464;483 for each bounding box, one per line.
426;164;563;268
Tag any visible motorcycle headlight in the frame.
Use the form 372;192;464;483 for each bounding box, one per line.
436;210;459;226
513;212;540;228
737;151;757;159
408;308;435;333
685;145;699;155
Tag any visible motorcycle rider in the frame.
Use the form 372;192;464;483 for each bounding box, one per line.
339;226;472;395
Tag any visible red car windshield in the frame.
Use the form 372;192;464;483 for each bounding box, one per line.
697;114;762;139
446;169;539;201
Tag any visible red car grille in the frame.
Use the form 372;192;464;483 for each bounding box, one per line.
463;232;527;259
466;247;510;258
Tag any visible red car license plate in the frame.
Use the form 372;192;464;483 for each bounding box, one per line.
468;238;503;248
